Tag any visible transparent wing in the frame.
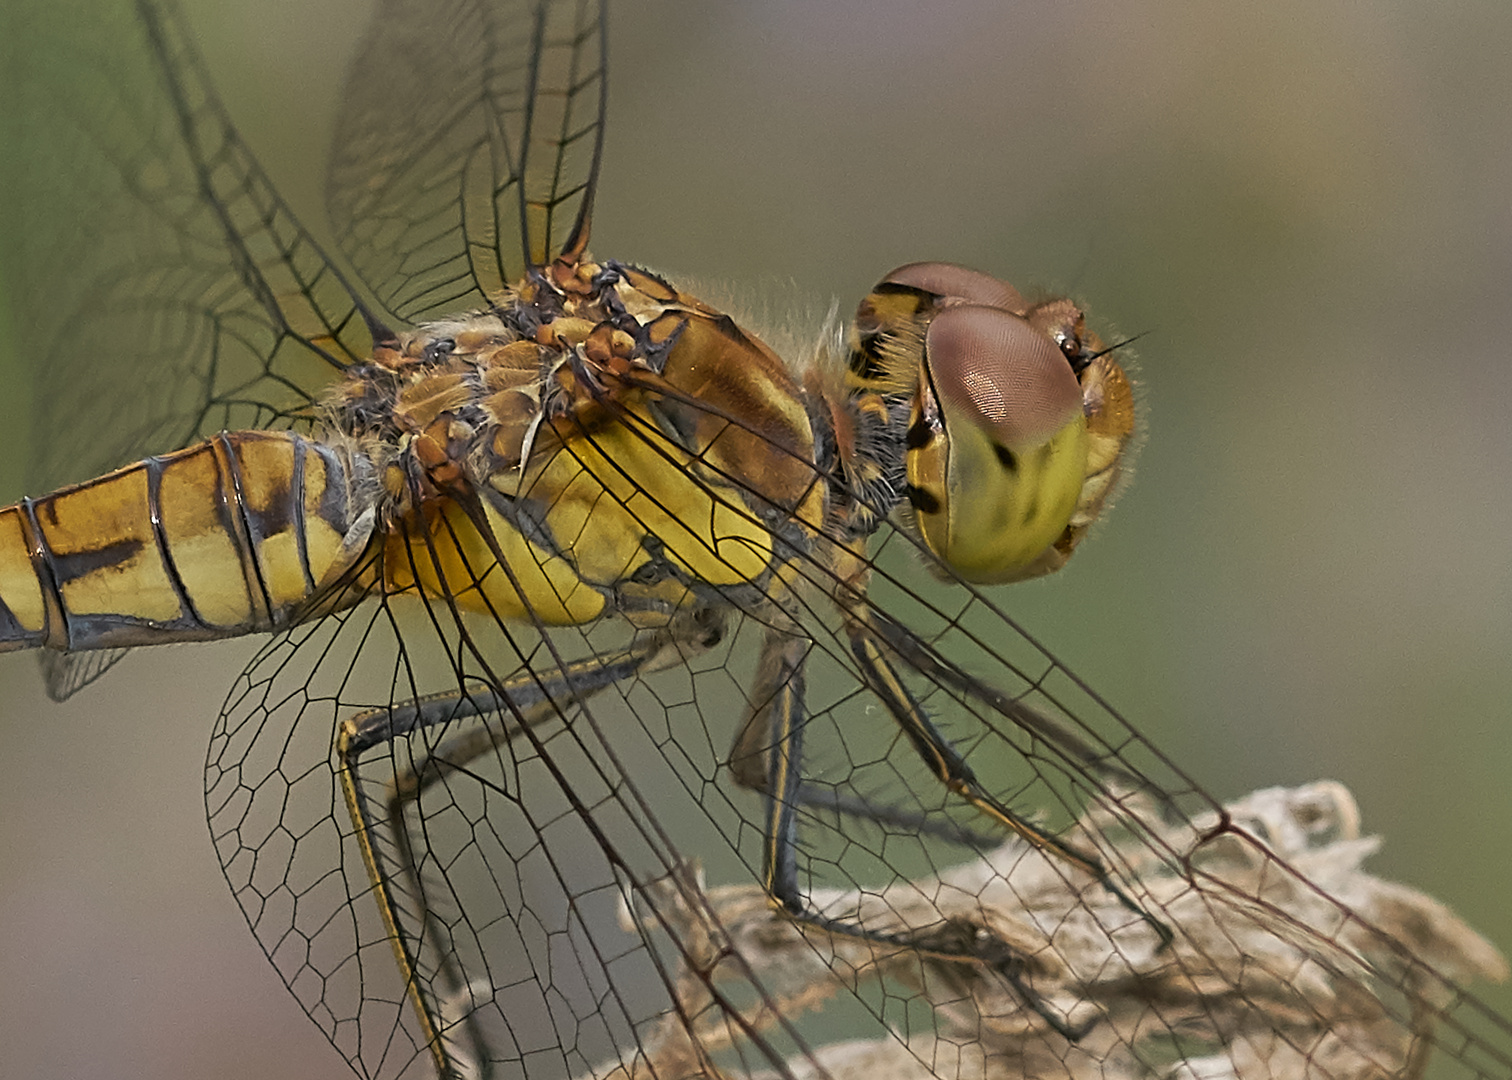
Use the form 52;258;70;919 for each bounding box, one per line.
1;0;386;696
207;398;1512;1080
2;0;387;692
35;647;133;703
211;566;815;1080
327;0;607;323
2;0;381;496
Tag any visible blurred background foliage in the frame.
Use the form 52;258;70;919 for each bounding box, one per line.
1;1;1510;1077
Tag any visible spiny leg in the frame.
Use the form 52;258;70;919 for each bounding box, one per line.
728;659;1003;852
860;608;1153;800
726;628;1094;1040
845;615;1173;950
339;657;637;1078
337;613;725;1079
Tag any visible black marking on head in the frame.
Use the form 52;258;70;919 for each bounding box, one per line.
1022;498;1041;527
871;281;930;300
905;418;935;451
993;444;1018;472
906;484;942;515
848;336;889;381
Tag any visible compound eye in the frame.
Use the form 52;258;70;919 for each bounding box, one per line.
925;305;1082;452
907;303;1090;584
882;262;1028;314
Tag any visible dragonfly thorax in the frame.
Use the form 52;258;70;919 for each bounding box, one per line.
328;260;836;629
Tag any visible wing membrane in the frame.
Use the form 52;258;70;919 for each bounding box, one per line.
1;0;385;696
207;383;1512;1078
0;0;379;496
209;555;819;1080
327;0;607;323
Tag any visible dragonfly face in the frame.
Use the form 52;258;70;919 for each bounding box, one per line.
2;2;1507;1079
852;261;1135;583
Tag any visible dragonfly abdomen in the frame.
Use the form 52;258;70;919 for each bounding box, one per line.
0;431;374;652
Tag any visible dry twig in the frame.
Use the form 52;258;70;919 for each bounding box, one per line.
603;782;1507;1080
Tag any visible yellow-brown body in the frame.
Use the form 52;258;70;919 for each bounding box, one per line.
0;263;842;657
0;432;371;651
0;256;1132;679
377;264;829;630
0;246;1138;1080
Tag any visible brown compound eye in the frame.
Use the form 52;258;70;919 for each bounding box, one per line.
924;305;1082;453
881;261;1029;315
905;302;1091;584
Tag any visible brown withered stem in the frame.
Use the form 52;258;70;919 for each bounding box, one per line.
599;783;1508;1080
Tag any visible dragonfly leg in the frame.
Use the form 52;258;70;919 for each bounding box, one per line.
727;629;1093;1040
728;634;1002;850
845;619;1173;949
336;612;724;1079
859;610;1154;799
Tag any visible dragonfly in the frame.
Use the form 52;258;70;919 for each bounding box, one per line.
2;2;1509;1079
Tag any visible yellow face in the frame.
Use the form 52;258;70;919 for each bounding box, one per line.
860;263;1135;584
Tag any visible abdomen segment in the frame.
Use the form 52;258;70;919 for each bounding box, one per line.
0;431;373;652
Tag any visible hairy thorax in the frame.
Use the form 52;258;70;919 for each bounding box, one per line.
323;260;836;629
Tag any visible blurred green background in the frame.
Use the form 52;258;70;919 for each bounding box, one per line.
2;1;1511;1077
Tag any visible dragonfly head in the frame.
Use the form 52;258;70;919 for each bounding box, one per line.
856;263;1134;584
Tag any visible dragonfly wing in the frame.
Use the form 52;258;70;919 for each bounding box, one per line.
327;0;607;323
204;446;1512;1079
36;648;134;703
207;550;827;1080
3;0;388;697
1;0;382;493
8;1;1508;1075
